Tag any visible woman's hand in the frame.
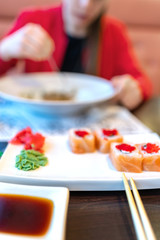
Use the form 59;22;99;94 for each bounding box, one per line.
0;23;54;61
111;74;143;110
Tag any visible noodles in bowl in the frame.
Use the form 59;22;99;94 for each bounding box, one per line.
19;89;76;101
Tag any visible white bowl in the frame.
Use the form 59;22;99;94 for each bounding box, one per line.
0;72;118;115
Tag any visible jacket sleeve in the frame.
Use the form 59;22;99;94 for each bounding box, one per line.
111;19;152;100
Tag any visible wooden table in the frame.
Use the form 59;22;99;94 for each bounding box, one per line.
66;97;160;240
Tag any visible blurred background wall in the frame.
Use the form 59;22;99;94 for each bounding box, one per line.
0;0;160;96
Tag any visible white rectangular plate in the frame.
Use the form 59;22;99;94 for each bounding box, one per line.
0;133;160;191
0;182;69;240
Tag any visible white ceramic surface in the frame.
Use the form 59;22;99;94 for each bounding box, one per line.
0;72;118;115
0;133;160;191
0;182;69;240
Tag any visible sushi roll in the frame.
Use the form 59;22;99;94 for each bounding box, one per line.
69;128;96;154
137;142;160;171
110;142;143;173
94;128;123;153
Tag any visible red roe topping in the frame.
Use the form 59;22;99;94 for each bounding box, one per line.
10;127;45;152
142;143;160;154
75;130;89;138
116;143;136;153
102;129;118;137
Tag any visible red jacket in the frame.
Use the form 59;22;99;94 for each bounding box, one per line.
0;5;152;99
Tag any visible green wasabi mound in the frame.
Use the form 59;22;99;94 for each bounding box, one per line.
15;149;48;171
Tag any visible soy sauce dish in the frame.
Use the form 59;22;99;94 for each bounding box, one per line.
0;183;69;240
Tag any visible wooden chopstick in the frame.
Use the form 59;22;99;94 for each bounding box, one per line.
122;173;157;240
122;173;147;240
130;177;157;240
48;56;60;72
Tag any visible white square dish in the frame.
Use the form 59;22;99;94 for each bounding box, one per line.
0;182;69;240
0;133;160;190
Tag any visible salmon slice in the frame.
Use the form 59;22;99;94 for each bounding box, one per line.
94;128;123;153
137;143;160;171
110;142;143;173
69;128;96;154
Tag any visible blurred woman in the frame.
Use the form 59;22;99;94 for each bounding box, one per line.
0;0;152;109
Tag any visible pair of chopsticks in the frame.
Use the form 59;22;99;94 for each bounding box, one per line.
122;173;157;240
47;56;64;89
48;56;60;72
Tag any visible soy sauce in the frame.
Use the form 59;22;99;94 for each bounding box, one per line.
0;194;54;236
